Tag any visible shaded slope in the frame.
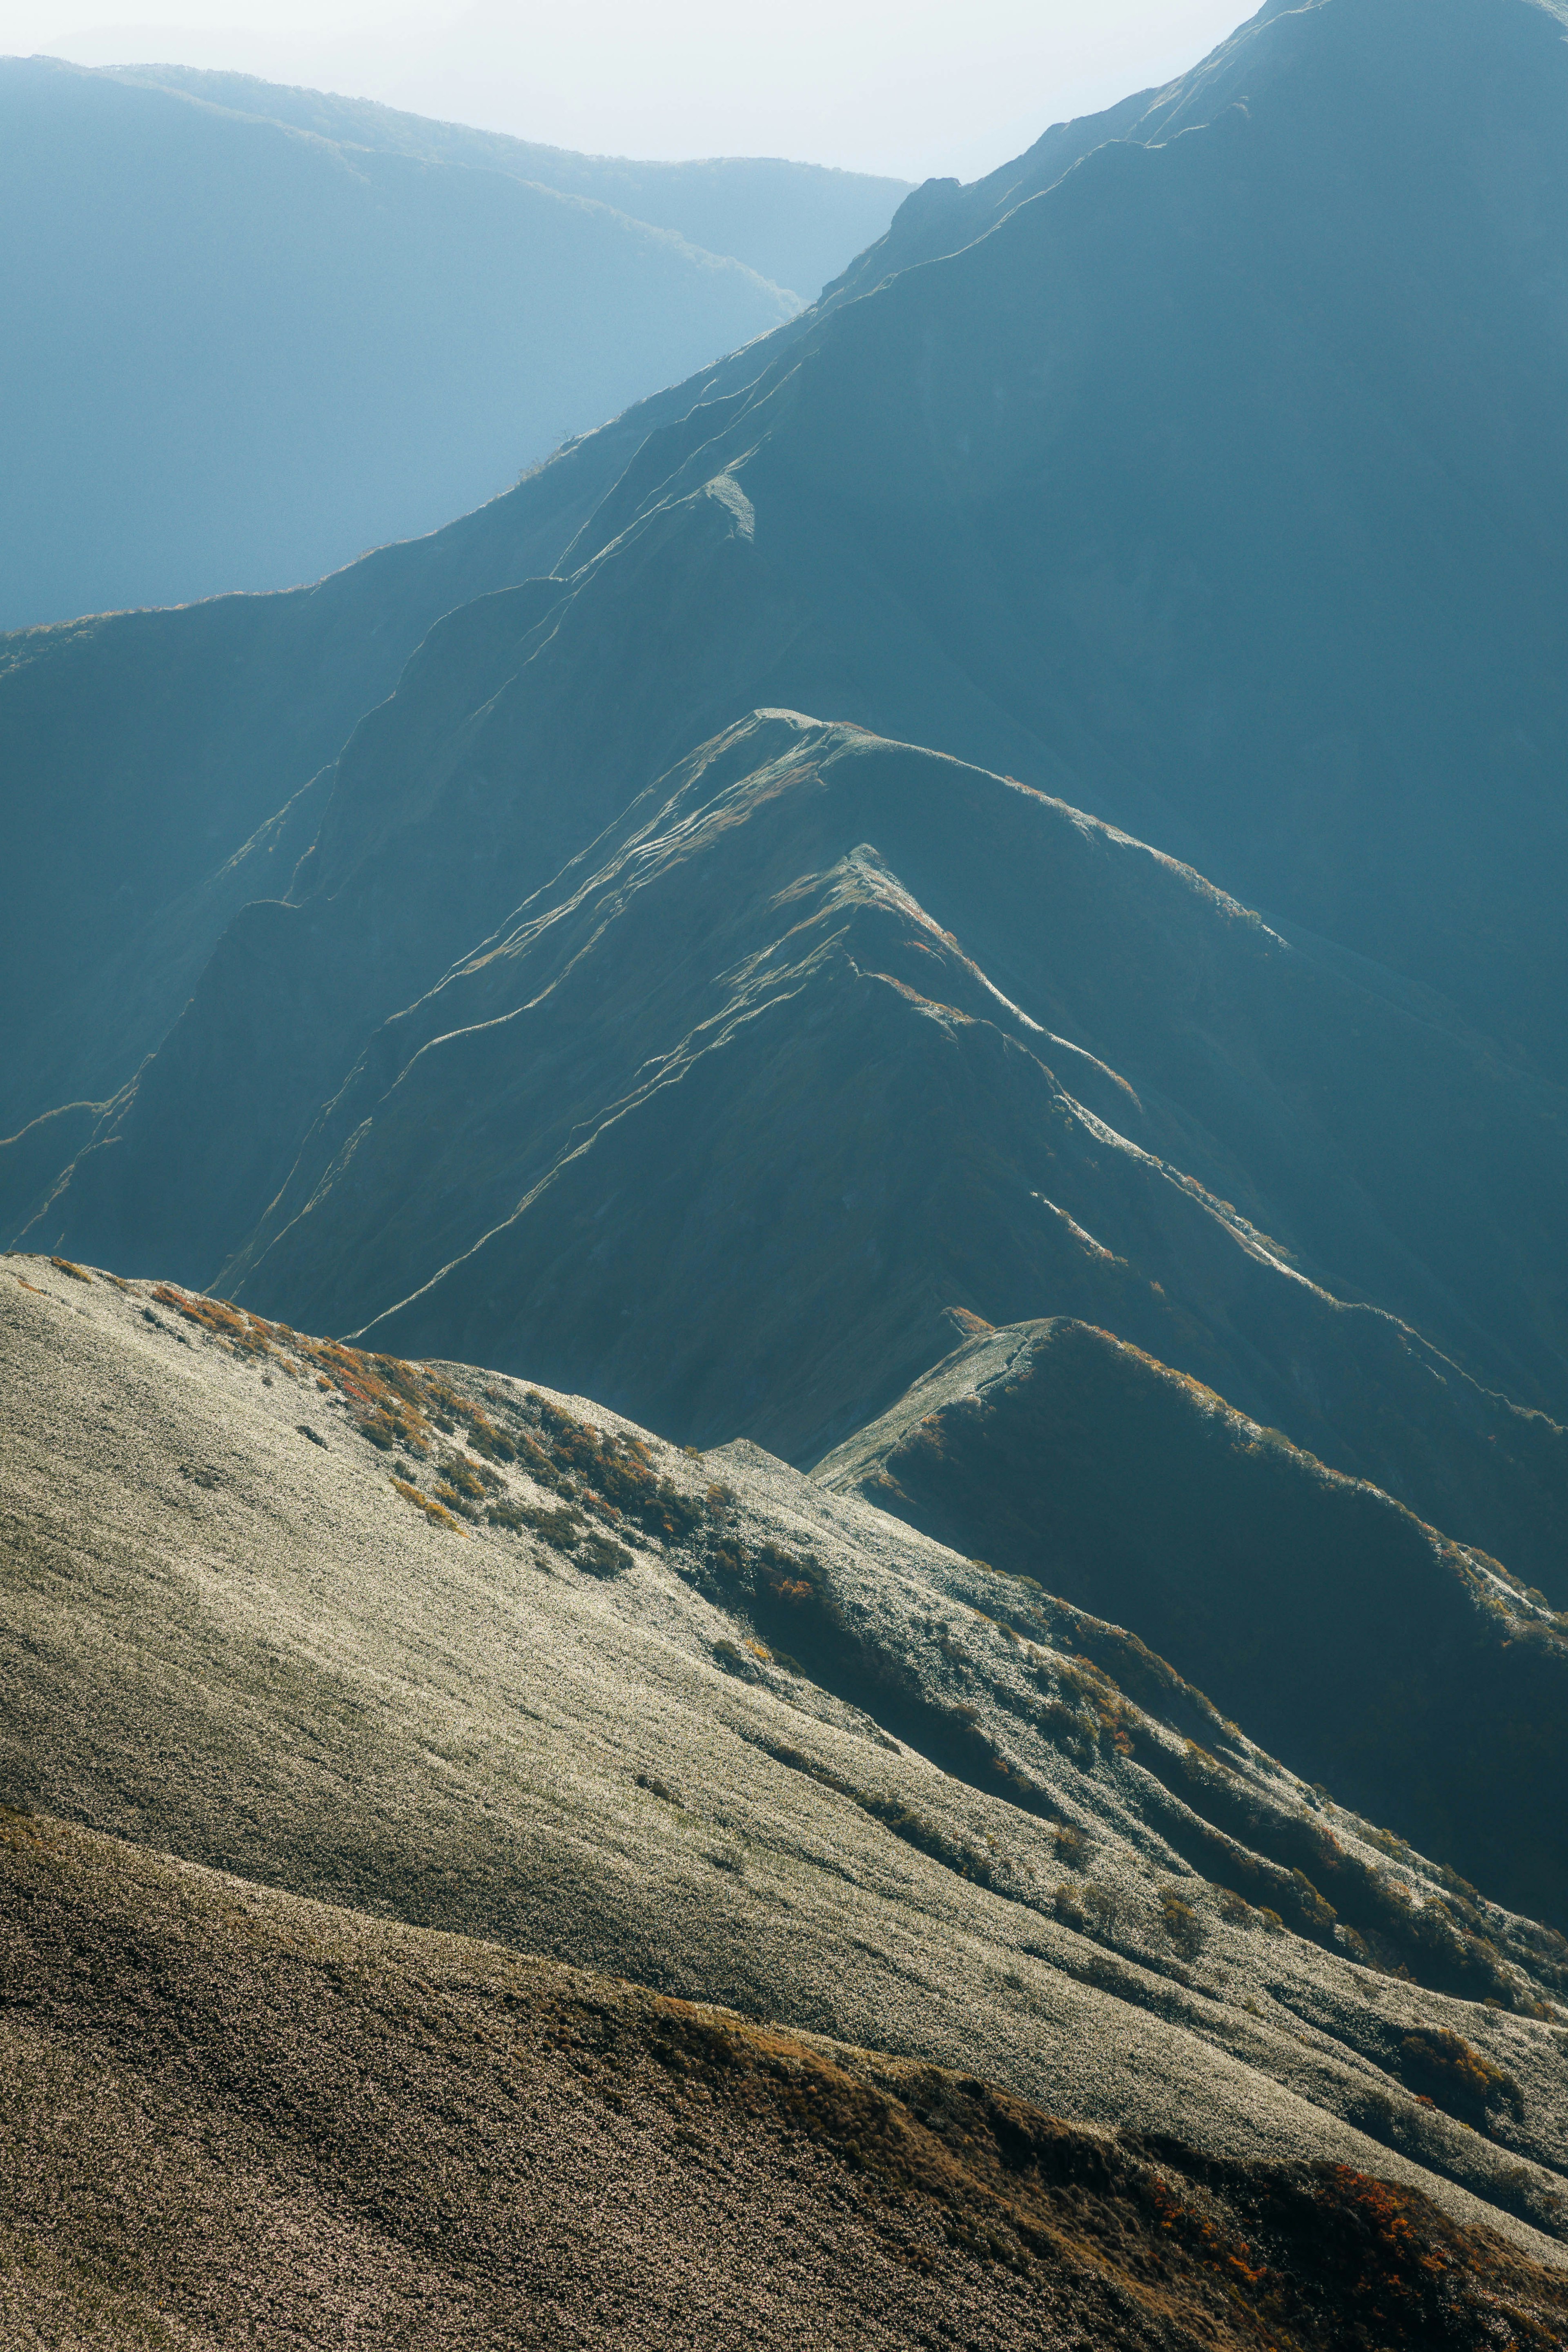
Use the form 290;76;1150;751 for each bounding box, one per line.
0;368;713;1140
102;61;911;301
815;1318;1568;1927
5;1254;1568;2252
556;0;1568;1074
14;0;1568;1265
0;56;796;632
6;1807;1568;2350
91;713;1565;1588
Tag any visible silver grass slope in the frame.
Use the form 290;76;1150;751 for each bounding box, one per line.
2;1252;1566;2253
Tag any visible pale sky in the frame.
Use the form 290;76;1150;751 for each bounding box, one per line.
0;0;1254;179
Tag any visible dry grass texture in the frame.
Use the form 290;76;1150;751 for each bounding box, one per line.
5;1808;1568;2352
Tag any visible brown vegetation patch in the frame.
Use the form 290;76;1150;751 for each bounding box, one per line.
391;1475;467;1535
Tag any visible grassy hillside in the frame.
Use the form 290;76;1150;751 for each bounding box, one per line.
5;1253;1568;2255
5;1806;1566;2349
817;1318;1568;1925
0;57;801;632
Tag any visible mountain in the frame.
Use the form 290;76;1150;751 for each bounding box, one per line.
87;710;1564;1585
0;56;903;632
0;42;1256;1148
8;0;1568;1568
6;1252;1568;2280
19;702;1568;1600
101;62;912;303
10;1815;1568;2352
0;354;834;1153
817;1317;1568;1926
7;7;1568;2264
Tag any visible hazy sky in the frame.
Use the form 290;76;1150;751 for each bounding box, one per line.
2;0;1254;179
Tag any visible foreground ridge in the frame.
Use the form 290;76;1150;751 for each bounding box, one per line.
5;1252;1568;2270
4;1807;1566;2349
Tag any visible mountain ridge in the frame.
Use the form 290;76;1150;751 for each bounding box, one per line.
0;53;895;633
816;1314;1568;1923
8;3;1568;2334
90;58;912;302
5;1252;1568;2258
25;709;1567;1606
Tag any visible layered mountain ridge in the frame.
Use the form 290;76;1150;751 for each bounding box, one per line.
0;56;907;633
7;0;1568;1613
96;61;912;303
21;706;1568;1596
6;9;1568;2323
817;1316;1568;1924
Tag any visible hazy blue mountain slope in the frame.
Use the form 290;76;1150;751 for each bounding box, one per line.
102;62;911;302
576;0;1568;1075
0;343;820;1145
0;56;797;631
38;714;1568;1592
11;0;1566;1130
817;1317;1568;1926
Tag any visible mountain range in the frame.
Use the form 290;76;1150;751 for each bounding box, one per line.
4;0;1568;2325
0;56;905;630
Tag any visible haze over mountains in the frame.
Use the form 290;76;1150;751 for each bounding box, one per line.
4;0;1568;2326
0;57;906;628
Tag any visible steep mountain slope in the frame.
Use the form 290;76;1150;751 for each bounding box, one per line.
817;1318;1568;1924
537;0;1568;1077
0;56;800;632
8;1809;1568;2350
6;3;1568;1735
5;1253;1568;2258
0;50;1169;1142
102;62;911;302
12;0;1565;1331
31;715;1568;1594
9;0;1567;1121
0;376;719;1145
